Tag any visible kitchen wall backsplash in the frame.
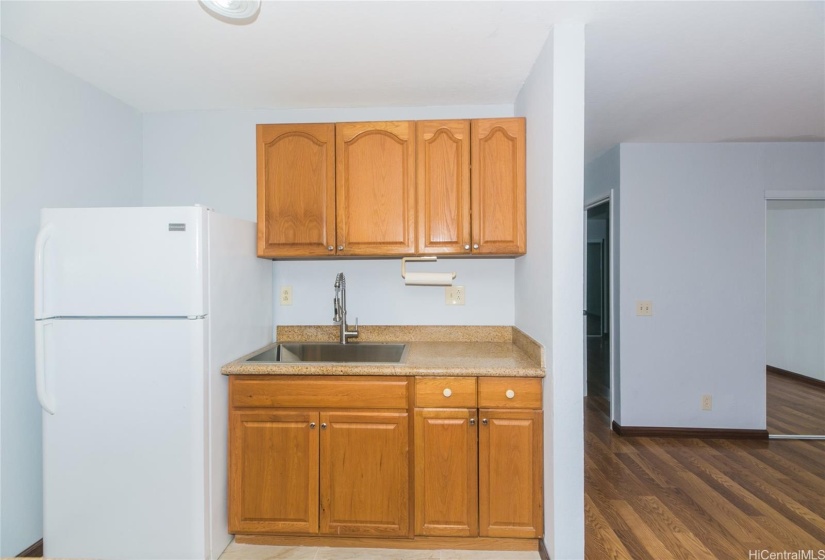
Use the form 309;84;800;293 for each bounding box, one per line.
272;257;515;326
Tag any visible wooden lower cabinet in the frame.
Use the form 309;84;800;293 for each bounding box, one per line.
320;411;410;537
229;410;319;534
229;409;409;537
229;375;543;547
479;409;544;538
414;408;478;536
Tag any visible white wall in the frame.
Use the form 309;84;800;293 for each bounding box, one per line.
143;105;517;327
767;200;825;381
0;38;143;556
618;143;825;429
515;24;585;560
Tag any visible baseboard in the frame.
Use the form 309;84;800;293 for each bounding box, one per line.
767;365;825;390
235;534;538;551
612;421;768;439
538;538;551;560
16;539;43;558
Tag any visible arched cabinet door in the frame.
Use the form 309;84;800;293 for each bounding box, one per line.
256;124;336;258
471;118;526;255
336;121;416;256
417;120;471;255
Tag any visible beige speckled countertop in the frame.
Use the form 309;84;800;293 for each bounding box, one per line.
221;326;545;378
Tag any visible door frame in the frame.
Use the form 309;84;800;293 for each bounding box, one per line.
584;192;615;424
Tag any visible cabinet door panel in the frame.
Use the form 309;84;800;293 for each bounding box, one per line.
320;411;410;536
229;410;319;534
336;122;416;255
257;124;336;257
471;118;526;255
479;409;543;538
417;120;471;254
414;408;478;536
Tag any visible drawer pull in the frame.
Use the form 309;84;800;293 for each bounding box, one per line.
482;418;488;425
443;388;452;398
505;389;515;399
321;423;327;429
469;418;476;426
309;422;316;429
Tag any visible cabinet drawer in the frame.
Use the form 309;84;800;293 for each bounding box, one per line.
477;378;541;409
415;377;477;408
231;376;409;409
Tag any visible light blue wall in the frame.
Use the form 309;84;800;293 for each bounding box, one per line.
617;142;824;429
142;106;518;329
515;24;586;560
0;38;143;555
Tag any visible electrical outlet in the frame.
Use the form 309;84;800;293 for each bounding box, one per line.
636;300;653;316
279;286;293;306
702;394;712;411
445;286;465;305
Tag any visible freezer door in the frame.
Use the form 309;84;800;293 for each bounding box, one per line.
37;207;207;318
42;318;208;560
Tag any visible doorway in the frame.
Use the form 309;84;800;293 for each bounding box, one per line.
765;197;825;439
585;199;611;419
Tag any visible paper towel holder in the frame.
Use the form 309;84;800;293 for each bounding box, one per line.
401;257;456;281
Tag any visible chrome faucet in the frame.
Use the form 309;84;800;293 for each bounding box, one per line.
333;272;359;344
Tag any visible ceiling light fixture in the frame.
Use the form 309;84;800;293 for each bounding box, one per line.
198;0;261;24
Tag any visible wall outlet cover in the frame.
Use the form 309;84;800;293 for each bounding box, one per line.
445;286;465;305
280;285;293;306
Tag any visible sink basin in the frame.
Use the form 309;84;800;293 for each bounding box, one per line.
246;343;408;364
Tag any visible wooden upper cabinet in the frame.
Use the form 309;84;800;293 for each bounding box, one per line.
336;122;416;255
471;118;526;255
417;121;471;254
257;124;336;258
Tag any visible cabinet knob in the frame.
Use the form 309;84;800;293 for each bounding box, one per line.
321;423;327;429
505;389;515;399
473;244;479;250
464;244;470;250
337;245;344;251
327;246;334;251
482;418;488;425
442;388;452;398
309;422;316;429
469;418;476;426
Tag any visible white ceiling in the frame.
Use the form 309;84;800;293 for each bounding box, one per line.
2;1;823;162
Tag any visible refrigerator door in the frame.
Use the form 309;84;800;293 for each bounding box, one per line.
37;207;207;319
42;318;208;560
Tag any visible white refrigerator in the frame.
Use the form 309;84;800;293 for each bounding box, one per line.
34;206;273;560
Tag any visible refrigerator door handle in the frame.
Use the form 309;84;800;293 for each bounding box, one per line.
35;321;55;414
34;223;54;319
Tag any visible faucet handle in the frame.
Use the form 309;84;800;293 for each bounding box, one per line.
354;317;359;332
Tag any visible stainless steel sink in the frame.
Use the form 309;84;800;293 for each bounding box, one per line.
246;343;408;364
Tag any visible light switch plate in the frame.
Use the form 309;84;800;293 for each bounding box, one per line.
636;300;653;316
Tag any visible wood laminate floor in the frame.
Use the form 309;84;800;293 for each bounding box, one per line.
767;370;825;435
585;379;825;559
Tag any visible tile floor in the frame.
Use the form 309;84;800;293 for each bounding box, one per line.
219;542;541;560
